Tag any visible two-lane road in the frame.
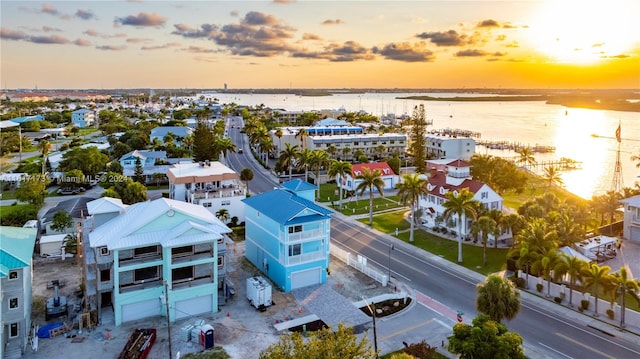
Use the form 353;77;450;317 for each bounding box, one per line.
331;216;640;359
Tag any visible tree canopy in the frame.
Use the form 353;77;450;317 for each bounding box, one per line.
448;315;525;359
259;323;376;359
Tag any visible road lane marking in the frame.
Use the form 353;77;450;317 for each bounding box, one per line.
379;319;434;341
538;343;573;359
555;332;616;359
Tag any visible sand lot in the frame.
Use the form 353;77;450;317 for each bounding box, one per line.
23;241;392;359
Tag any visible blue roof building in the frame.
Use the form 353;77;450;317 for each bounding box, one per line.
1;227;37;358
242;182;332;292
10;115;43;124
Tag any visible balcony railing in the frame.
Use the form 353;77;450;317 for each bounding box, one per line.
190;185;244;200
119;253;162;266
171;250;214;264
119;277;163;294
172;275;214;290
286;229;324;242
287;251;325;265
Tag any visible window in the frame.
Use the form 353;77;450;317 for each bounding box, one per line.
9;297;19;309
203;202;212;208
10;323;18;338
100;247;110;256
288;225;302;233
172;266;193;282
9;271;18;280
100;269;111;282
218;255;224;268
481;191;488;199
289;243;301;256
221;200;230;206
134;266;159;282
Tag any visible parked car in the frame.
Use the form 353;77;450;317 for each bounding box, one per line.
238;149;244;154
57;187;82;195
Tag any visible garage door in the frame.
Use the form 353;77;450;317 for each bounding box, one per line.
121;299;161;323
631;226;640;241
291;267;322;290
175;295;213;320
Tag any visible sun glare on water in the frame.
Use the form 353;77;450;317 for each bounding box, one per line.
527;0;636;64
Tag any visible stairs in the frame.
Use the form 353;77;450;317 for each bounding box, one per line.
3;342;22;359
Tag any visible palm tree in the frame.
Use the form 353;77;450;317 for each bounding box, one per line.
542;165;564;188
602;190;622;232
514;218;558;256
295;128;308;148
327;160;353;210
274;127;283;152
508;241;537;289
631;151;640;168
215;136;236;160
581;263;613;317
396;173;428;242
442;188;479;263
309;150;331;199
609;267;640;328
531;248;562;297
355;168;385;226
502;213;524;244
215;208;230;223
297;148;313;182
515;146;536;168
488;209;504;249
476;274;521;323
470;216;497;266
279;143;300;181
39;139;52;174
342;147;351;161
240;168;254;197
555;254;587;307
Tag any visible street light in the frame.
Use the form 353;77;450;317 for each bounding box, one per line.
362;297;378;358
388;243;394;282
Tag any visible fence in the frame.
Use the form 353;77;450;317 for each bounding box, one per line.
331;245;389;286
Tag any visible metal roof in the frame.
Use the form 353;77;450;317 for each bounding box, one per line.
0;227;37;277
242;188;332;226
88;198;231;250
281;179;317;192
41;196;95;223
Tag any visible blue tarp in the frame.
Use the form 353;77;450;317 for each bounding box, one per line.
37;322;63;338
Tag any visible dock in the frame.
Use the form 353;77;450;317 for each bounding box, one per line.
477;140;556;153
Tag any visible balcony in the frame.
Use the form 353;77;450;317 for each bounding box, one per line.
190;184;244;200
286;229;324;242
119;253;162;267
171;250;214;265
172;274;215;290
119;277;163;294
287;251;325;265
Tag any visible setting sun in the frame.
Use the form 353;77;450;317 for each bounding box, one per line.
526;0;636;64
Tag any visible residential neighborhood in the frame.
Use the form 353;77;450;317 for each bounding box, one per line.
1;90;639;359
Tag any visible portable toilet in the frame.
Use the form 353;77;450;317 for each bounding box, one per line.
200;324;214;349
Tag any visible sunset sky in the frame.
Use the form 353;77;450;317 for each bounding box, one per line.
1;0;639;89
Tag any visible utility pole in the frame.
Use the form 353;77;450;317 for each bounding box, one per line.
363;297;378;358
164;280;173;359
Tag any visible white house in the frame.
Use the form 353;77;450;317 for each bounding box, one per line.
621;195;640;241
167;161;246;224
418;160;503;239
424;134;476;160
71;109;95;128
119;150;172;182
338;162;399;193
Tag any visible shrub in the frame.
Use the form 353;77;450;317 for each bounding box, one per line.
536;283;543;293
554;296;563;304
515;277;526;288
606;309;615;320
581;300;590;311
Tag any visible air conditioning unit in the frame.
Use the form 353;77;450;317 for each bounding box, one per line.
100;247;110;256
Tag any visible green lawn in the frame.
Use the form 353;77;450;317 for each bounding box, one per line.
332;195;404;216
357;210;411;232
366;211;508;275
501;170;588;210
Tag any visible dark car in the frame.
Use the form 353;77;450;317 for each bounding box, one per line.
238;149;244;154
57;187;83;195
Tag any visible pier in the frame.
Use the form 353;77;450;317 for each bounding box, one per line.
501;156;583;170
428;128;482;138
477;140;556;153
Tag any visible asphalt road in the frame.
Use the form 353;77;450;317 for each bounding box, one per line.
330;216;640;359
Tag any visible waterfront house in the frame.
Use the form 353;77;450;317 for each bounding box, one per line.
621;195;640;242
419;160;504;240
71;109;95;128
167;161;246;224
424;134;476;160
81;197;231;326
0;227;37;358
242;182;332;292
338;162;399;193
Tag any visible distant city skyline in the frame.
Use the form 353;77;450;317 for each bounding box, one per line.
1;0;638;90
